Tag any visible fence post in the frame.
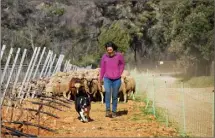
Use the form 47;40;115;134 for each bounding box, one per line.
59;55;65;72
181;81;186;136
18;47;38;98
53;55;62;74
63;60;69;72
44;51;53;77
136;76;139;95
0;44;6;60
144;72;149;92
70;64;73;71
72;64;75;71
70;64;72;71
212;90;214;137
39;50;51;78
1;48;14;85
144;74;150;110
165;81;169;127
24;47;41;98
1;48;20;105
65;62;69;72
26;47;41;82
47;54;56;77
32;47;46;79
69;64;71;71
152;74;156;117
67;64;71;72
55;55;64;72
66;60;70;72
53;55;61;73
12;49;27;95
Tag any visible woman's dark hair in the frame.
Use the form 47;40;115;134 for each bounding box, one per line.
104;41;118;51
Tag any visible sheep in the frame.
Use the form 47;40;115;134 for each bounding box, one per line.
118;72;135;103
124;76;136;101
44;76;72;99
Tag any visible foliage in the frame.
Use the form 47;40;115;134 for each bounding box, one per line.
1;0;214;75
98;20;131;53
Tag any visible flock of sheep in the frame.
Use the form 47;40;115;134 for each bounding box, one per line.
12;68;136;103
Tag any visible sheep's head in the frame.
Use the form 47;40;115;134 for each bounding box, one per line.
70;78;82;93
81;78;90;93
70;78;89;94
123;76;129;84
74;82;81;89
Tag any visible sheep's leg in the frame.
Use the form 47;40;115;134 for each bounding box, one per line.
132;87;136;100
117;92;121;102
132;91;135;100
63;91;67;100
100;92;104;104
123;95;127;103
123;92;127;103
93;91;96;98
128;93;131;98
67;91;71;100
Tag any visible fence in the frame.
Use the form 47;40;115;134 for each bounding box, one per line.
0;45;84;105
131;69;214;137
0;45;91;137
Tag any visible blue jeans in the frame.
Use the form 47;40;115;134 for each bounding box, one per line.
103;77;121;113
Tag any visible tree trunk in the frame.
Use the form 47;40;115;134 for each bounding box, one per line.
134;45;137;67
210;61;214;76
195;62;198;76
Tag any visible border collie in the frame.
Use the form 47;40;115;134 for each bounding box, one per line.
74;85;92;123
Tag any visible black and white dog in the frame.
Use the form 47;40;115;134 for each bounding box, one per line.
74;85;92;123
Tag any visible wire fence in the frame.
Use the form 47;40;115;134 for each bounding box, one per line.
0;45;83;105
131;69;214;137
0;45;92;137
0;64;54;84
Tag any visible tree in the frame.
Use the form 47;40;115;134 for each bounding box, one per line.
98;20;131;53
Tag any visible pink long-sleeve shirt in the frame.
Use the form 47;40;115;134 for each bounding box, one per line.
99;52;125;81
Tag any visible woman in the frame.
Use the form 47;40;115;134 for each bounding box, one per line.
99;41;125;118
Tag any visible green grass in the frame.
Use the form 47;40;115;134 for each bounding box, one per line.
140;98;167;124
131;113;144;121
175;76;214;88
133;95;166;122
133;95;189;137
184;76;214;88
133;96;143;102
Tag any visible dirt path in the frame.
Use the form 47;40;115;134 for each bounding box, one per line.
1;99;179;137
1;74;180;137
40;100;178;137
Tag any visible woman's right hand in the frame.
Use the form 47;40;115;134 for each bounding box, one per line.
98;80;101;86
98;79;103;87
